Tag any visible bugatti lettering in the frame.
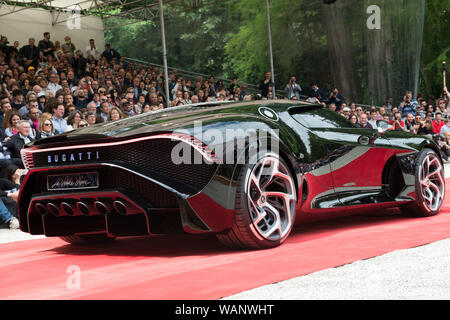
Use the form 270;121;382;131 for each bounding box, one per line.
47;151;100;164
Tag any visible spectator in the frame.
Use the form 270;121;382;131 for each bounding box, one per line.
349;114;358;125
228;77;240;95
78;119;88;128
47;73;62;97
3;109;21;137
259;71;274;98
73;50;88;78
432;112;445;135
19;98;38;118
285;75;302;100
38;32;55;60
51;103;67;134
308;83;327;104
0;195;19;229
10;89;25;110
27;105;41;139
102;44;121;63
108;106;124;121
20;38;40;69
4;120;35;161
390;111;405;130
328;87;345;111
99;101;111;122
38;113;55;138
368;110;378;129
61;36;75;55
440;117;450;136
65;110;83;131
121;100;135;117
439;131;450;160
358;113;373;129
86;111;97;126
403;113;417;134
134;93;146;114
74;88;88;110
399;91;417;119
0;101;12;128
417;119;434;137
341;107;351;118
85;39;100;60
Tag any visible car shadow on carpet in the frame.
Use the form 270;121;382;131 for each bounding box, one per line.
42;207;428;258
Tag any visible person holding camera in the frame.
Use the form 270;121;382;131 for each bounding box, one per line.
399;91;417;119
328;87;345;111
285;75;302;100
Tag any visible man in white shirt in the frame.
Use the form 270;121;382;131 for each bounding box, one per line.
85;39;100;60
47;73;62;96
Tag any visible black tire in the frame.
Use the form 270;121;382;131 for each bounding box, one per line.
400;148;445;217
217;153;297;249
59;233;116;245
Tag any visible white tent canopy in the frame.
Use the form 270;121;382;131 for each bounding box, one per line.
0;0;108;55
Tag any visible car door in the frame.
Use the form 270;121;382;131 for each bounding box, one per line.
290;108;396;208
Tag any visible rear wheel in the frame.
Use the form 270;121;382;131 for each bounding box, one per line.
59;233;116;245
400;148;445;217
217;153;297;249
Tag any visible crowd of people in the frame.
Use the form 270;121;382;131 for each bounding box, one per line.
1;31;450;229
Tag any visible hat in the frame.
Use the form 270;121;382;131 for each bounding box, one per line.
342;107;351;112
37;92;46;98
28;66;35;71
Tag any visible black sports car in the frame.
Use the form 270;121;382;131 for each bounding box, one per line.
18;101;446;249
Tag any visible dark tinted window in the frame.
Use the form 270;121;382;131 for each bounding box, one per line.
290;107;355;129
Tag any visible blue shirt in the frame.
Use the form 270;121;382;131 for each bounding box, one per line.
52;116;67;134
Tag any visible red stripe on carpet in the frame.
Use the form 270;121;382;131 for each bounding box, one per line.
1;184;450;300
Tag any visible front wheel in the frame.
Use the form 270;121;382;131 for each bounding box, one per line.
217;153;298;249
401;148;445;217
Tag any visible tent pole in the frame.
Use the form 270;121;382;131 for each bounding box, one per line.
265;0;276;98
159;0;171;108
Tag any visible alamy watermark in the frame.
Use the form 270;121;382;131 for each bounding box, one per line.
367;5;381;30
66;5;81;30
170;121;280;165
66;265;81;290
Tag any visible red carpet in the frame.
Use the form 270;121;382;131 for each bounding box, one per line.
1;184;450;300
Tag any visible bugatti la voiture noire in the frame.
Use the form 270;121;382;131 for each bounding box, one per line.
18;101;445;249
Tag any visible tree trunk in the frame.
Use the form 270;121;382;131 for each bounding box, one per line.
321;1;361;103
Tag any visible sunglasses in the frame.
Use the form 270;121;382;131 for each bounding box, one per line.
79;124;87;127
44;122;52;126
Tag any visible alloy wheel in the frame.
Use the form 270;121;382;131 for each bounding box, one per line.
419;153;445;212
247;156;296;241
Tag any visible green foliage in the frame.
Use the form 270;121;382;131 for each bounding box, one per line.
420;0;450;100
104;0;447;104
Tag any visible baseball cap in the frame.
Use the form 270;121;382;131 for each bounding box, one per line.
28;66;35;71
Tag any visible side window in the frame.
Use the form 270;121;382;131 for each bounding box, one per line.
290;107;355;129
